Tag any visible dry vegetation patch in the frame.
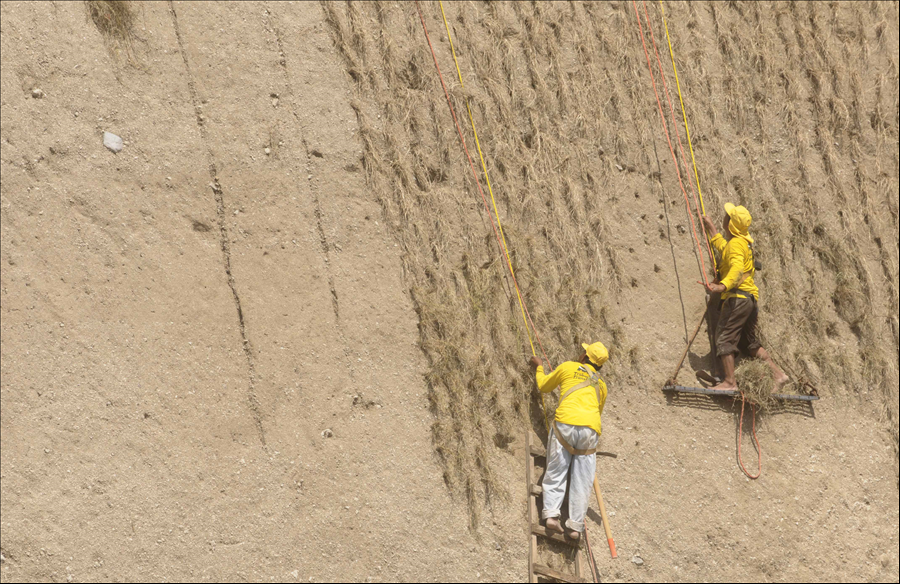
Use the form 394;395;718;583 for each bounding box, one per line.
320;0;900;521
85;0;139;65
735;359;776;411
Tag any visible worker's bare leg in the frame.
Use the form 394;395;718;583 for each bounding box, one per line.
710;353;738;391
751;346;790;389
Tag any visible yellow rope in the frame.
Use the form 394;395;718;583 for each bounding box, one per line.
438;1;536;356
438;1;549;428
659;0;717;273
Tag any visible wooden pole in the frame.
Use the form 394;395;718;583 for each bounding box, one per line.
667;307;708;385
593;476;617;558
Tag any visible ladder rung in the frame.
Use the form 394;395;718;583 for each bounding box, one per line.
531;524;579;547
532;562;585;583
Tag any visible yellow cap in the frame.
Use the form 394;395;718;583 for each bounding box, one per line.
724;203;754;243
581;342;609;367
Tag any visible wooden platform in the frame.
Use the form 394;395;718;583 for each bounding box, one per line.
663;384;820;402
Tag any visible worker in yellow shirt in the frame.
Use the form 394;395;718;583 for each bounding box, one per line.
529;342;608;541
701;203;789;391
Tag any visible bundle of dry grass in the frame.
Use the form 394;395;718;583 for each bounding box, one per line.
735;359;777;411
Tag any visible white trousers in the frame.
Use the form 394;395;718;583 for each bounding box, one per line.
541;422;597;532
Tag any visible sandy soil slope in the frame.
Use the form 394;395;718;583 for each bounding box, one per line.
2;1;898;582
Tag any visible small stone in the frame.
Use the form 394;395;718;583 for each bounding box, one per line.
31;88;44;99
615;164;624;171
322;428;333;438
1;552;6;562
631;555;644;566
495;543;501;550
290;569;299;579
103;132;123;153
881;554;890;567
264;147;271;155
272;98;279;107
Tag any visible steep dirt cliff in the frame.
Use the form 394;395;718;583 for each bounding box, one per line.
2;1;898;582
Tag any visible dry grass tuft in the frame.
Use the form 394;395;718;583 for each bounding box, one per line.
735;360;776;411
86;0;133;39
85;0;139;65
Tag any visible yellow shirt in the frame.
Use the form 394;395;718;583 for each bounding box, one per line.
711;233;759;301
535;361;606;436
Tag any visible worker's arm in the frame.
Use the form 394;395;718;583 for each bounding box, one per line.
719;241;746;291
530;357;565;393
701;216;727;251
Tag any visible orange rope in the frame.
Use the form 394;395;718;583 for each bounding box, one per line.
414;1;551;373
737;392;761;479
641;0;716;276
438;0;540;361
631;0;710;286
635;1;763;478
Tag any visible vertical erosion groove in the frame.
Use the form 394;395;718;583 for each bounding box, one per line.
168;1;267;448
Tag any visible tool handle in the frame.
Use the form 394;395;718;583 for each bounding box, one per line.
593;476;617;558
668;307;708;384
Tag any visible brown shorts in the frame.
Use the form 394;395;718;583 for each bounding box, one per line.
713;296;761;357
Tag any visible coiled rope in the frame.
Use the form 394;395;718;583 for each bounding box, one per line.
737;392;761;479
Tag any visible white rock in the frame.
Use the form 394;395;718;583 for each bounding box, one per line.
631;555;644;566
103;132;123;153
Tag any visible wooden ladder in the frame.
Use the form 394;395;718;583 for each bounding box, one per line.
526;430;588;583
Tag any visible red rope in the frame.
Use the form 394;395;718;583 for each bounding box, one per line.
634;1;762;478
414;1;549;363
640;0;716;274
737;392;761;479
584;527;599;582
631;0;710;286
